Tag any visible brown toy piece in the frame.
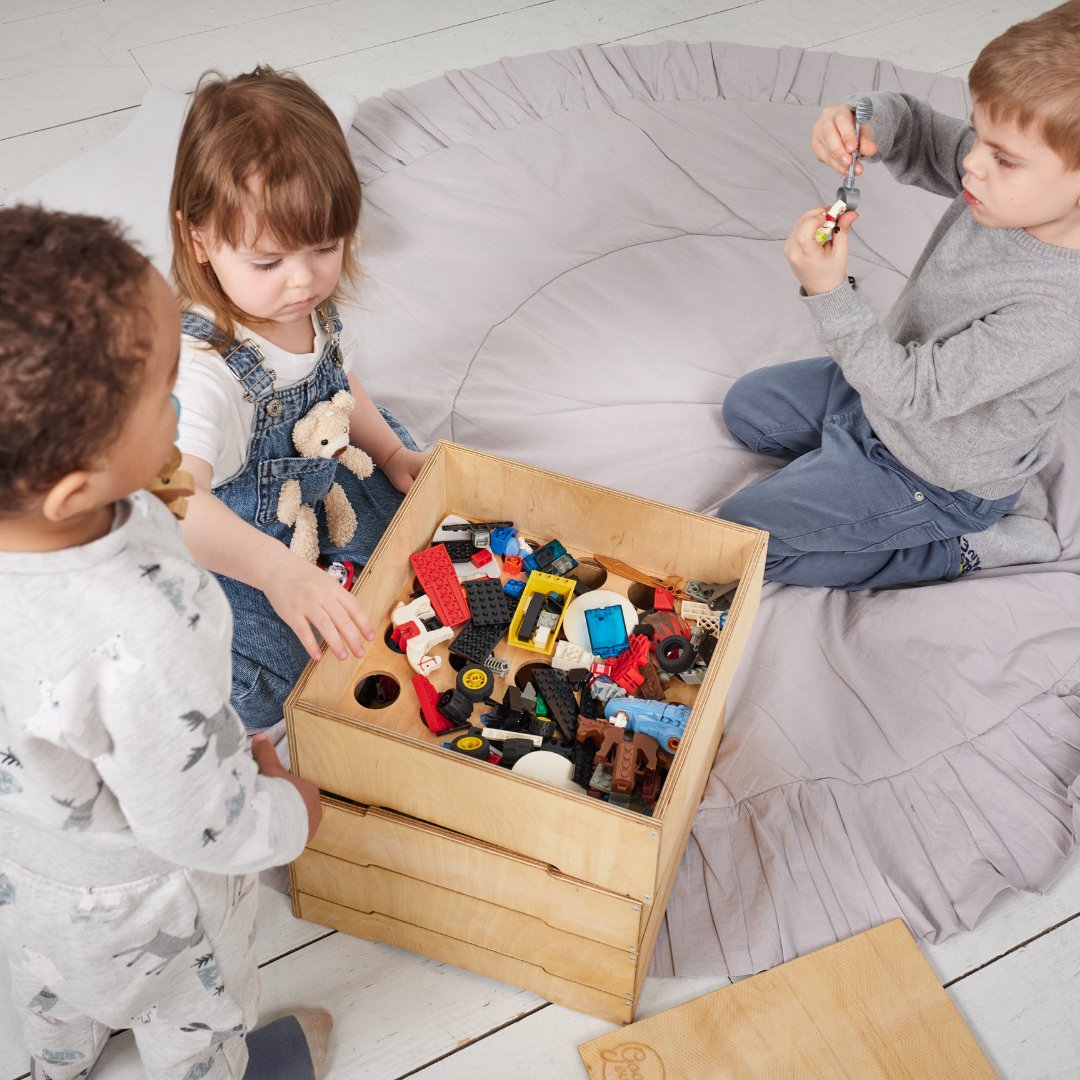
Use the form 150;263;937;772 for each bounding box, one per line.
577;716;661;800
638;658;666;701
147;445;195;520
277;391;375;562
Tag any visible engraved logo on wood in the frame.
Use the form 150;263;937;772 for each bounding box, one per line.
599;1042;666;1080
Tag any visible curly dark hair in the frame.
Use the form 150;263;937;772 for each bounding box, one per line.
0;206;153;516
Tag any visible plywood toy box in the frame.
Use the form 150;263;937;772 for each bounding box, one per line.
285;441;767;1024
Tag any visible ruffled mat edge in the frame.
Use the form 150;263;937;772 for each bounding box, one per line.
348;40;970;181
651;675;1080;979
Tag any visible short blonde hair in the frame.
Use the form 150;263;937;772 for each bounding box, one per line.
169;66;362;339
968;0;1080;171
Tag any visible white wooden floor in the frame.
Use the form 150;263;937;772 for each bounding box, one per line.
3;1;1079;1077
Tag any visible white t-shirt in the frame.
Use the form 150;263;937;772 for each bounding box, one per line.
176;311;360;487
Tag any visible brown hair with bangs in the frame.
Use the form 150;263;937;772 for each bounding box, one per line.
169;65;361;339
968;0;1080;172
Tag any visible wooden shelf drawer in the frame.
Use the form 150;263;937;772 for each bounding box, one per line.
295;893;637;1025
305;799;644;952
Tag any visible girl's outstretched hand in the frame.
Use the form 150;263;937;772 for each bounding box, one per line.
811;104;877;177
784;205;859;296
382;446;430;494
260;547;375;663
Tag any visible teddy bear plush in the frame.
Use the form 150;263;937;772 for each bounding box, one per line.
277;391;375;562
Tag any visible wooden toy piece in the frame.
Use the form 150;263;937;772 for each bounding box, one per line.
147;445;195;520
591;553;691;601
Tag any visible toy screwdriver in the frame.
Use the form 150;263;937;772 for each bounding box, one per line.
815;96;874;245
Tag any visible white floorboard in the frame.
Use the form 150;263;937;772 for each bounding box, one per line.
2;1;1077;1077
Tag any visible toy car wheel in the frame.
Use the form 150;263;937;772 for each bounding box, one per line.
437;689;474;725
457;664;493;701
656;634;695;674
450;733;490;759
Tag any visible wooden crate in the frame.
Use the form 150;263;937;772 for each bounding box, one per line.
285;441;766;1023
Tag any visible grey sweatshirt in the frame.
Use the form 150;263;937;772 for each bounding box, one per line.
0;492;308;885
804;92;1080;500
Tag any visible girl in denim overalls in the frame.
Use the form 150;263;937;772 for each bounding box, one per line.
169;67;426;732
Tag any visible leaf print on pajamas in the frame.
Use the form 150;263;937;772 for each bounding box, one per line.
0;872;15;906
225;770;246;825
0;769;23;794
27;987;63;1025
182;1057;215;1080
157;575;187;614
181;706;242;771
193;952;221;993
52;779;104;830
40;1048;89;1065
179;1021;245;1055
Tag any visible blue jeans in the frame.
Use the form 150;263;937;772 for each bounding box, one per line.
716;358;1018;590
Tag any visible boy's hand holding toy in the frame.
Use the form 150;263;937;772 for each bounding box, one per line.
786;96;873;293
811;101;878;178
804;97;875;249
785;205;858;296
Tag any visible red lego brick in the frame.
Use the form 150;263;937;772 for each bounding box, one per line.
610;633;651;693
411;673;458;735
470;549;494;568
653;587;676;611
410;544;471;627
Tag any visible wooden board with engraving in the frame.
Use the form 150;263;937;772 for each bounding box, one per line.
578;920;999;1077
285;441;767;1023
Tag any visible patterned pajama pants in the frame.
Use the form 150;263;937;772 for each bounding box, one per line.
0;859;259;1080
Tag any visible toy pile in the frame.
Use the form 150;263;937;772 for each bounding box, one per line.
384;514;736;815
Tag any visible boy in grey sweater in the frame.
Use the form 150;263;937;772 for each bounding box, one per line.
0;208;332;1079
717;1;1080;589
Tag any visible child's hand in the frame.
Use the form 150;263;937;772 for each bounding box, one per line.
784;206;858;296
812;104;877;177
260;547;375;663
382;446;429;494
252;733;323;843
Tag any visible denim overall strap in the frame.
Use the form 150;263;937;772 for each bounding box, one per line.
179;312;282;418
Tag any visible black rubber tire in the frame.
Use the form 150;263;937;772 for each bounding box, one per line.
656;634;695;674
438;689;474;725
456;664;493;702
450;733;490;759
